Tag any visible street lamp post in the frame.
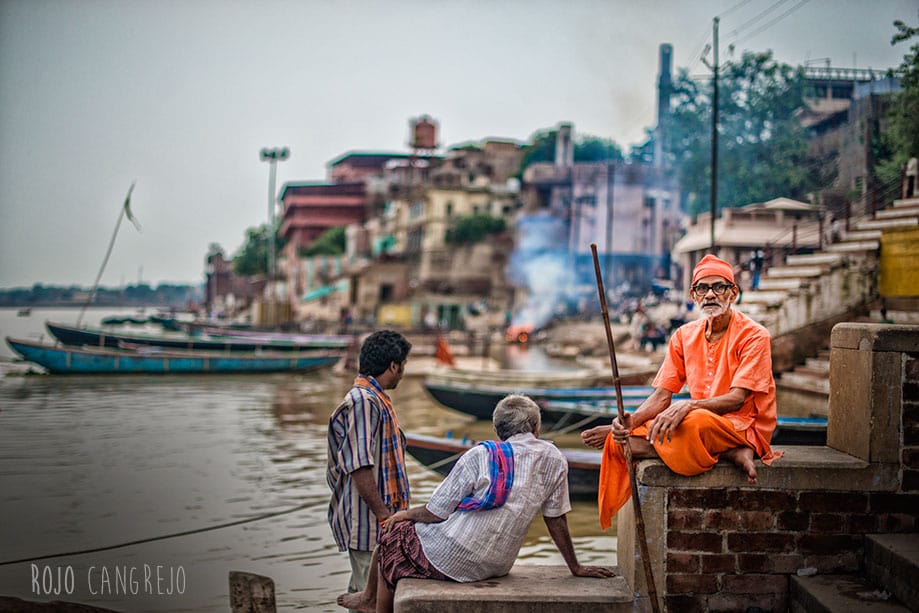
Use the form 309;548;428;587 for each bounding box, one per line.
260;147;290;310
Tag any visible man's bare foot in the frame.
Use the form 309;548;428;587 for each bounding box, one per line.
337;591;375;613
723;447;757;484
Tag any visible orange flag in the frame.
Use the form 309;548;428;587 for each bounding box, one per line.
435;336;456;366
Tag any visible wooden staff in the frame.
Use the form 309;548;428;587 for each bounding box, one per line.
590;243;660;613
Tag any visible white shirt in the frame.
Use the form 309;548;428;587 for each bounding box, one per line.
414;432;571;582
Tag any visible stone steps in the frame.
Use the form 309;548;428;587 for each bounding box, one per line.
785;253;845;267
865;533;919;610
893;196;919;207
757;278;808;291
793;365;828;378
870;309;919;324
875;204;919;219
825;240;880;253
790;534;919;612
766;265;825;278
777;370;830;395
842;229;883;241
854;216;918;231
805;357;830;373
790;574;911;612
737;290;787;306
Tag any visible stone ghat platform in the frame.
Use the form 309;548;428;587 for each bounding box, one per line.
394;565;642;612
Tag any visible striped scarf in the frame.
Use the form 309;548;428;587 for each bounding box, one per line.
354;375;410;511
457;440;515;511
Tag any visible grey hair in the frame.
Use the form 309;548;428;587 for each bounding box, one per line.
492;394;541;440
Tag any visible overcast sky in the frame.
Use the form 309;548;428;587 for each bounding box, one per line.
0;0;914;288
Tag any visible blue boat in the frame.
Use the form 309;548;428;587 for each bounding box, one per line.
5;337;342;375
539;400;827;445
423;378;686;421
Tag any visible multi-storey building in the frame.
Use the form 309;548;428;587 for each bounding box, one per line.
521;123;682;294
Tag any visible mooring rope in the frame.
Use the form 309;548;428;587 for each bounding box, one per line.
0;501;311;566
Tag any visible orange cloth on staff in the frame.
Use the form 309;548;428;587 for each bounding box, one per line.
597;309;782;529
598;412;750;528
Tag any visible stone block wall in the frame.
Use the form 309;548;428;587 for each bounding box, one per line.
660;487;916;612
617;323;919;612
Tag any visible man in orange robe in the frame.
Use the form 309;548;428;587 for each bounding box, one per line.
581;254;782;528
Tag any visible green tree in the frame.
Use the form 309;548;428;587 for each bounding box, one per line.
233;225;267;276
875;18;919;188
446;215;506;244
575;136;624;163
300;226;347;257
665;50;829;215
519;130;623;172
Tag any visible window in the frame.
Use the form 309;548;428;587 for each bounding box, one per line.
407;228;423;253
409;201;424;219
446;202;454;217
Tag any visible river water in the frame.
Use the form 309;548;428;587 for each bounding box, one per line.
0;308;614;612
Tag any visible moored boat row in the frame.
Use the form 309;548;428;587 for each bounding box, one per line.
5;320;350;375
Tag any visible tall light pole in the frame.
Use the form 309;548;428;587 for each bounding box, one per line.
260;147;289;305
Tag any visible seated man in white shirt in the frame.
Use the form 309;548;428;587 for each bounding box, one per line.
337;394;612;613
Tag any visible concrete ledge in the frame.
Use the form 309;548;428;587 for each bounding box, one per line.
634;446;899;491
394;565;637;613
831;322;919;352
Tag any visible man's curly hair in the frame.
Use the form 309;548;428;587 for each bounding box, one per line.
358;330;412;377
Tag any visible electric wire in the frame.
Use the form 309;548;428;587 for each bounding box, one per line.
731;0;811;46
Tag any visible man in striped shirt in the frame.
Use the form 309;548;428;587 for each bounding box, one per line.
338;394;613;613
327;330;412;607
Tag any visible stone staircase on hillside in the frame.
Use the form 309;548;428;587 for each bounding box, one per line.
737;195;919;334
790;532;919;612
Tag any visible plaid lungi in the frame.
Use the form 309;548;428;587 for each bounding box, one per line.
379;520;450;590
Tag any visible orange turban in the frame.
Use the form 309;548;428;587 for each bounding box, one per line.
692;254;734;285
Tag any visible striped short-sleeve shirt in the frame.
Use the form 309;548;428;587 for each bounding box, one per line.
414;433;570;582
327;384;393;552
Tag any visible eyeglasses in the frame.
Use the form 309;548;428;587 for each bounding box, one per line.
690;282;735;297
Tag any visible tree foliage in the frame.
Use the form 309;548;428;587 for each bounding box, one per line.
876;18;919;187
300;226;347;257
233;225;268;276
445;215;506;244
233;224;284;276
665;50;829;215
519;130;624;171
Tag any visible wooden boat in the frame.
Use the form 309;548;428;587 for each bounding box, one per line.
196;327;352;346
423;379;675;421
5;337;342;375
16;307;32;317
425;366;612;389
404;433;601;498
539;400;827;444
46;321;350;353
